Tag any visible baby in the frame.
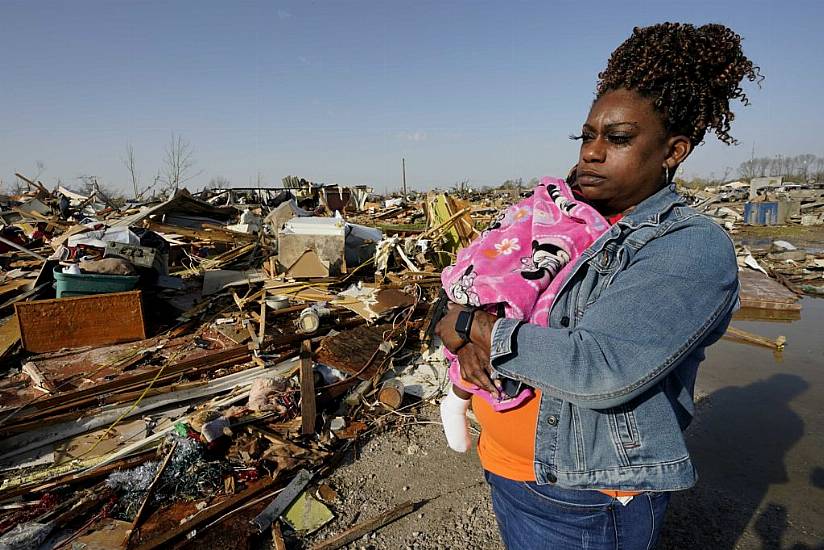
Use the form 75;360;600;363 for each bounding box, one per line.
438;177;609;452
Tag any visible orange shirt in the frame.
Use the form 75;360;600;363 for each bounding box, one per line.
473;393;638;496
473;390;541;482
473;209;637;497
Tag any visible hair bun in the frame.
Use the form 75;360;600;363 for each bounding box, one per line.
596;22;762;146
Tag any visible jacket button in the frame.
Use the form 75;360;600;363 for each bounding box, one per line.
560;316;570;327
547;415;558;426
547;473;557;483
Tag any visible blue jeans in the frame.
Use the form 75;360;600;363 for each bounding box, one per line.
485;471;671;550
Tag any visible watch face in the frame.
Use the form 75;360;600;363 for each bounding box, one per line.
456;310;473;339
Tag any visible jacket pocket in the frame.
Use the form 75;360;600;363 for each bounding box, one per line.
609;405;640;450
570;405;586;472
584;245;627;308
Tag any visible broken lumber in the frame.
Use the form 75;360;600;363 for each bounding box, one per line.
311;500;416;550
0;235;46;261
724;326;787;351
21;362;56;394
300;340;316;435
272;522;287;550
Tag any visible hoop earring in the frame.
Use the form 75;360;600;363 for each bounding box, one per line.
664;164;670;184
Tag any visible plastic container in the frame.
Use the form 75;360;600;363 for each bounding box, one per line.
54;266;139;298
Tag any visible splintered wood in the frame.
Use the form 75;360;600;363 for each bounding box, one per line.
313;323;395;380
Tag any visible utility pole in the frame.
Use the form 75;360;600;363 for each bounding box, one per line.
401;158;407;197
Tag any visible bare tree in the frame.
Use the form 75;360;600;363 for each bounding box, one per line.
33;160;46;182
719;166;733;183
207;176;231;190
161;132;200;195
796;153;816;181
739;159;757;180
123;143;141;199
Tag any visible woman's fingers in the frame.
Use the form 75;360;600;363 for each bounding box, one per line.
458;344;499;396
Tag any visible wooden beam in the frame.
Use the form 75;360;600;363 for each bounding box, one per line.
143;220;256;243
311;501;416;550
724;326;786;351
300;340;316;435
258;294;267;342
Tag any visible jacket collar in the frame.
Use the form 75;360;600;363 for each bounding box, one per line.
616;184;686;228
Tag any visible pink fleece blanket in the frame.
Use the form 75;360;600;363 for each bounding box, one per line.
441;177;609;409
442;177;608;324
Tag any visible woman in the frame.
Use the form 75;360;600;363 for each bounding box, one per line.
435;22;761;549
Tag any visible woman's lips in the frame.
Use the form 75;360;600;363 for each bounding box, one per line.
576;173;606;186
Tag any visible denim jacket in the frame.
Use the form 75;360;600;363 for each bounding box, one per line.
489;184;739;492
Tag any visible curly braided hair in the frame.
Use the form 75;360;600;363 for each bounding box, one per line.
597;22;762;146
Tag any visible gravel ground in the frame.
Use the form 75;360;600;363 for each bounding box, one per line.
298;409;503;550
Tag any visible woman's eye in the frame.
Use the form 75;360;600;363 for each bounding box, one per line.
608;134;631;144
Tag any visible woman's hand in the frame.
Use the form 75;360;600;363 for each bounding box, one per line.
456;343;499;396
435;302;500;395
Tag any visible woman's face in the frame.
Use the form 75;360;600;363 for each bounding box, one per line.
575;88;686;215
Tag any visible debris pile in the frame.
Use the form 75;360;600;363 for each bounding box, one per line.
682;180;824;299
0;173;475;549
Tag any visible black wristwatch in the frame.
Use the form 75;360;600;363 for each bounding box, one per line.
454;308;476;351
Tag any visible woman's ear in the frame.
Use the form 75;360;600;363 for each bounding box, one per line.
665;135;692;170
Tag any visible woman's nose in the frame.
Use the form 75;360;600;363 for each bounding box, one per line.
582;138;606;163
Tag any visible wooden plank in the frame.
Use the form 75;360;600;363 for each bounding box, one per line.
0;282;51;314
300;340;316;435
724;326;786;351
0;279;32;300
11;346;249;417
311;501;416;550
14;291;146;353
258;294;267;341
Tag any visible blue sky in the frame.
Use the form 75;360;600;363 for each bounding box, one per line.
1;0;822;194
